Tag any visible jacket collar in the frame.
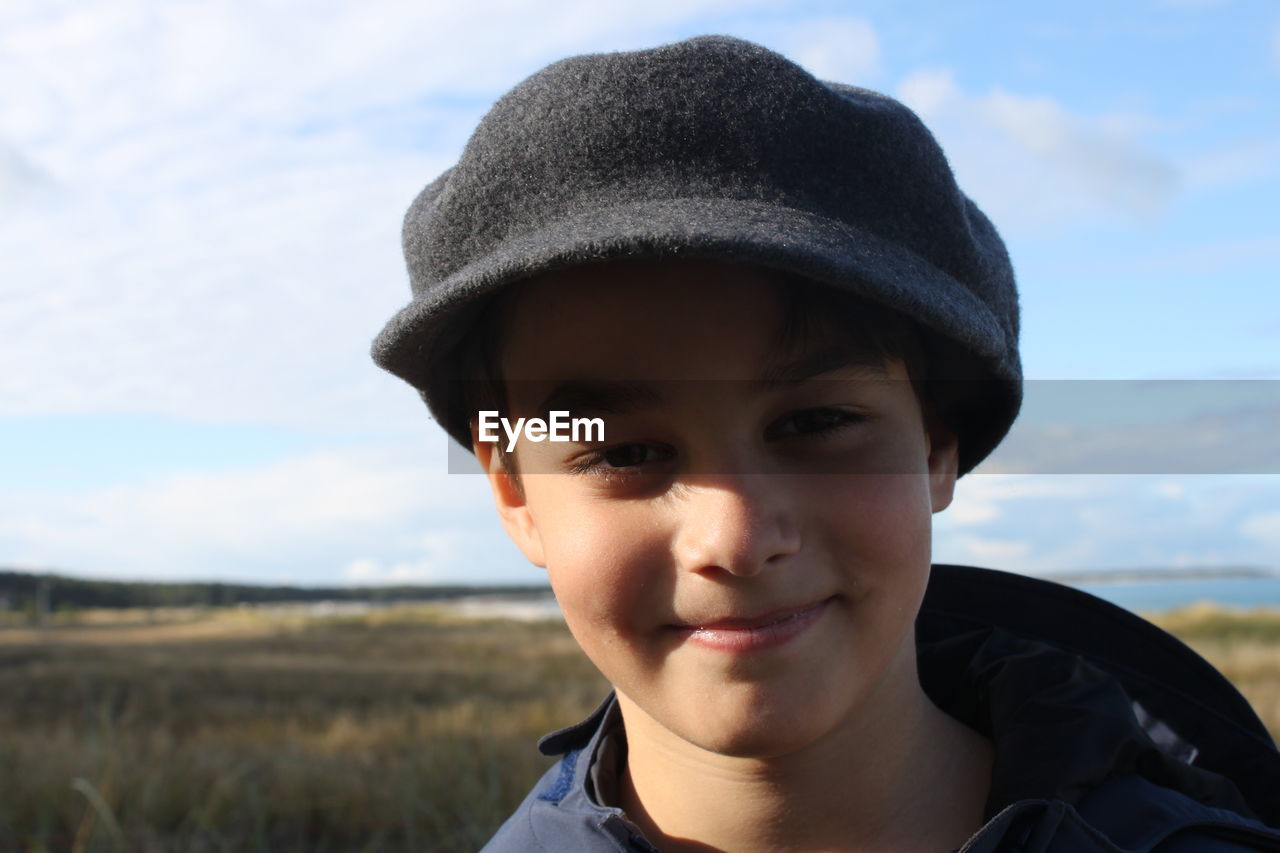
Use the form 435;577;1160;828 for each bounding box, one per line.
528;625;1277;851
537;692;617;758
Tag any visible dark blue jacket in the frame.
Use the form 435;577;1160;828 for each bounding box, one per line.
481;566;1280;851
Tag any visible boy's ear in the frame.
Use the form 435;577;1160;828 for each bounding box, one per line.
471;423;547;568
926;417;960;513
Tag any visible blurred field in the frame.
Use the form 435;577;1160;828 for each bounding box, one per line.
0;605;608;853
1;602;1276;852
1148;605;1280;746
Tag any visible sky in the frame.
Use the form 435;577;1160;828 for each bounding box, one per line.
1;0;1278;586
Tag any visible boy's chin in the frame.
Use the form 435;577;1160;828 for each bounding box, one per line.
652;681;857;760
695;722;827;760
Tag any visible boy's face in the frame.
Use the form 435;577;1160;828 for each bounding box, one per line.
473;260;958;759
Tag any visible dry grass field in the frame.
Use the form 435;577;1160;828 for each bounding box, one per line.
1148;604;1280;747
1;602;1276;852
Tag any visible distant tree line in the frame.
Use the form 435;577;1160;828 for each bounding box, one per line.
0;569;550;613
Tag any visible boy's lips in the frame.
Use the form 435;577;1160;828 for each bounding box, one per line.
669;596;835;653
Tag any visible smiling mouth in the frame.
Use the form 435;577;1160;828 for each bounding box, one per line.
671;597;834;653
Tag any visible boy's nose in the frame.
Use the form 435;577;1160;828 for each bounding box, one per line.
672;474;802;578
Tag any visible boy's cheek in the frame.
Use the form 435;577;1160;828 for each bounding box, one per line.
807;475;938;574
541;519;675;629
551;562;673;638
550;559;680;686
547;547;656;634
831;473;935;523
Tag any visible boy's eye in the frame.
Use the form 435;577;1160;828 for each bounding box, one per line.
767;407;866;440
570;442;675;476
601;443;663;468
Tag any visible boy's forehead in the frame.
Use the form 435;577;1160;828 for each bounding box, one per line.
493;259;892;384
485;261;908;427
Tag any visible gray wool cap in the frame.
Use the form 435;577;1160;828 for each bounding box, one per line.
372;34;1022;475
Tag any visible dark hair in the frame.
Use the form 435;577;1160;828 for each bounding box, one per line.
770;271;986;442
454;294;518;482
452;267;980;484
772;271;931;411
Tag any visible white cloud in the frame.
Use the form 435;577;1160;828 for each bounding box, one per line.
0;0;775;178
945;473;1092;526
758;17;880;83
343;557;381;581
342;533;456;583
4;4;1279;589
1241;510;1280;549
0;443;519;583
979;383;1280;476
946;496;1000;526
935;475;1106;570
935;475;1280;574
0;138;56;208
0;154;432;429
896;68;1178;231
6;450;1280;585
951;474;1097;502
955;535;1033;564
0;1;778;430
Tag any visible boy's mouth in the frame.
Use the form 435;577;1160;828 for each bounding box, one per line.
670;596;834;653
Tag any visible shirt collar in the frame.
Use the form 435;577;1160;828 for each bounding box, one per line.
537;690;618;757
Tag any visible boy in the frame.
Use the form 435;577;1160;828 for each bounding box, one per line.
373;36;1280;851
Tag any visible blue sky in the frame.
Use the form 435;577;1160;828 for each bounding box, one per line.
1;0;1277;585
